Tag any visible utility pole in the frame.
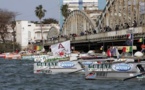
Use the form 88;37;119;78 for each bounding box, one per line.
127;27;134;57
59;0;63;33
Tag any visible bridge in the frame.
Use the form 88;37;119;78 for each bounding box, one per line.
45;0;145;52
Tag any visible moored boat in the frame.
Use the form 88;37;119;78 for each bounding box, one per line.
78;50;107;60
84;57;145;81
34;60;83;74
2;53;21;60
33;40;84;74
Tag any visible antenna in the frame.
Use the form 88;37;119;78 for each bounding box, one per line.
59;0;64;32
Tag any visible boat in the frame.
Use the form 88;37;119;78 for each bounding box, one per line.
21;55;34;60
1;53;21;60
33;40;83;74
34;60;83;74
83;51;145;81
78;50;108;60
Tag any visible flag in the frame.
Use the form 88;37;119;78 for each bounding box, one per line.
127;34;133;39
50;40;71;56
100;46;103;50
138;38;143;42
34;46;43;51
122;46;132;52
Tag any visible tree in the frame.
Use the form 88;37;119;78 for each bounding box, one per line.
42;18;58;24
35;5;46;47
61;4;70;19
11;21;16;42
30;21;39;24
0;9;16;43
10;19;17;52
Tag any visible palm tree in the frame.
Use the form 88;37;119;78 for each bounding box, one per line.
35;5;46;47
11;21;16;52
61;4;70;19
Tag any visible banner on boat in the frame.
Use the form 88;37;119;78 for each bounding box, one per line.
114;46;137;50
112;63;133;72
50;40;71;56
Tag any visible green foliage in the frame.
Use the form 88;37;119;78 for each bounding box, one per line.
30;21;39;24
0;9;17;43
61;4;70;19
42;18;58;24
31;18;58;24
0;42;21;53
35;5;46;20
10;21;16;42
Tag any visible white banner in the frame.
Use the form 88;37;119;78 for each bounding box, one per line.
50;40;71;56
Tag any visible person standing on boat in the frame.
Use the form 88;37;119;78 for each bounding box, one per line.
115;47;120;59
111;47;115;56
15;49;19;54
141;48;145;54
107;47;112;57
110;47;120;58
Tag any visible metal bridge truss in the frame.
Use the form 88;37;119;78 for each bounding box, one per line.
97;0;145;33
62;10;96;36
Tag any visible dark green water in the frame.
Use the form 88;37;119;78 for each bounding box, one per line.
0;59;145;90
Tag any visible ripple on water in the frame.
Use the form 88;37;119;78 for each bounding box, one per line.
0;59;145;90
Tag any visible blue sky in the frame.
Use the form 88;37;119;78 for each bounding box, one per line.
0;0;60;21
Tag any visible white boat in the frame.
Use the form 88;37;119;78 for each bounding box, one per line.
83;51;145;81
33;40;83;74
78;50;107;60
33;60;83;74
21;55;50;62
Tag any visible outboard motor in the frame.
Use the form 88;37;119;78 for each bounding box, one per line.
84;65;90;76
137;64;145;72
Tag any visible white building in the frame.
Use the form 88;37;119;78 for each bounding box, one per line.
15;20;60;49
63;0;103;22
63;0;98;11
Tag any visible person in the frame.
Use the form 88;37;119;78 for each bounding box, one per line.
15;49;19;54
107;47;112;57
80;31;84;36
141;48;145;54
115;47;120;58
93;29;96;34
110;47;119;58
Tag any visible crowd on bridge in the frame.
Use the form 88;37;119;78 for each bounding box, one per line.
100;20;137;33
48;20;139;42
48;29;97;41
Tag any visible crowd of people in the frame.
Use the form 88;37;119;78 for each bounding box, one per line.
48;29;98;41
48;20;139;41
100;20;137;33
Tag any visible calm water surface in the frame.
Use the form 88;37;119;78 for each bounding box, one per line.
0;59;145;90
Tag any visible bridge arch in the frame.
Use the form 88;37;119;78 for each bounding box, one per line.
62;10;96;36
47;26;59;39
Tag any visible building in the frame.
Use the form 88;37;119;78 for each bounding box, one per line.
62;0;106;23
63;0;98;11
59;0;107;30
15;20;60;49
59;0;107;24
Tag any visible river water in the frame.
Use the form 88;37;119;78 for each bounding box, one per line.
0;59;145;90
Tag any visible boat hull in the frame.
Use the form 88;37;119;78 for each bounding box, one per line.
83;59;145;81
85;71;145;80
33;61;83;74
